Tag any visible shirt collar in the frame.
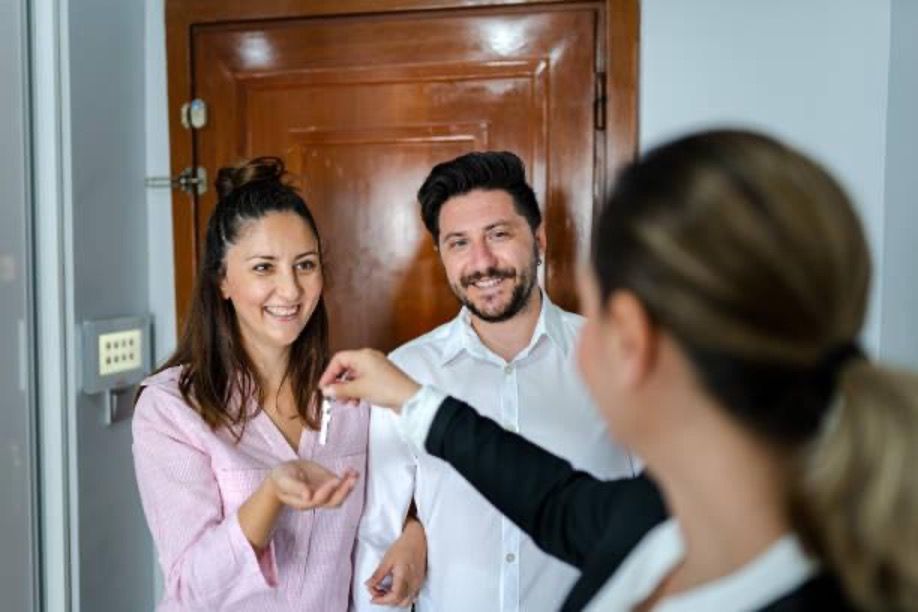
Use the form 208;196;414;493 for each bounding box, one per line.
438;290;569;367
585;519;819;612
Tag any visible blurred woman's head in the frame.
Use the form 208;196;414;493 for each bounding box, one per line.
161;157;330;435
580;129;868;442
578;129;917;610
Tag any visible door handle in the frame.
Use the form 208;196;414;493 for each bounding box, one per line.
144;166;207;195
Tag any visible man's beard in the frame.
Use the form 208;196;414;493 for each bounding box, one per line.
451;246;539;323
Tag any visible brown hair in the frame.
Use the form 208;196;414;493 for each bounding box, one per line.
594;130;918;610
150;157;328;438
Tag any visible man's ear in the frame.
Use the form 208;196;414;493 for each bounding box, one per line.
606;290;657;387
535;223;547;262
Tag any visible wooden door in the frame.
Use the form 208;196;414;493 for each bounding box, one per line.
167;1;638;353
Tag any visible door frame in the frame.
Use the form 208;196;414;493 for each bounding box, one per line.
165;0;639;329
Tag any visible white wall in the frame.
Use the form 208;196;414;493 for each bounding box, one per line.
879;0;918;368
640;0;892;352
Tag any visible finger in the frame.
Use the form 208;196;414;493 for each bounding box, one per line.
370;590;402;606
367;580;395;602
365;560;392;590
277;487;315;509
325;473;357;507
366;583;391;600
307;476;343;506
318;350;362;388
276;473;311;499
297;460;335;481
321;378;368;404
372;563;409;605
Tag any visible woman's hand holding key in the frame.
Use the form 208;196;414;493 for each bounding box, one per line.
319;349;421;412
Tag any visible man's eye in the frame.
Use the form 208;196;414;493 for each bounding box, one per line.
449;240;468;250
253;263;271;273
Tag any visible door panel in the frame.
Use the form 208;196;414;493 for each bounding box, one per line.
192;7;599;351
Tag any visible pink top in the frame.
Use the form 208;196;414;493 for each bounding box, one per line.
132;366;369;611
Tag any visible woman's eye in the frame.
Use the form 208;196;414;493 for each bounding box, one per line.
253;263;271;273
297;260;317;271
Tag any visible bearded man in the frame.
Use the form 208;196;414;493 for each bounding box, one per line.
352;151;636;612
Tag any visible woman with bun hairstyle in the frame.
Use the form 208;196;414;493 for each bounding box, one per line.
320;131;918;611
133;158;426;610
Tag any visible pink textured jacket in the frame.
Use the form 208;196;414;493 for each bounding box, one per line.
133;366;369;611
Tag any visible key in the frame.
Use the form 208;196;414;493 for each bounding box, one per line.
318;396;333;446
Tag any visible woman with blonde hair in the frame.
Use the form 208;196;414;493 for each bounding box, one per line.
320;130;918;611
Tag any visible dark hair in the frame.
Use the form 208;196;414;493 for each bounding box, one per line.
592;129;918;610
417;151;541;240
152;156;329;437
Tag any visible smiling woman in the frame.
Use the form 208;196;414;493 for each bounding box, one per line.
130;158;427;610
192;158;330;432
216;199;324;405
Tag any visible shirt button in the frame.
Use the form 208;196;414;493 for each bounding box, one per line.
504;364;513;375
506;553;516;563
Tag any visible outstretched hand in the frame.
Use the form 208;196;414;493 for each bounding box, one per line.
269;459;358;510
319;349;421;412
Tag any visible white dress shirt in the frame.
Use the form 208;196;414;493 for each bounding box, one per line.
352;294;635;612
584;520;818;611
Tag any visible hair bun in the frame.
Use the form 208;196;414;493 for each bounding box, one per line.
215;156;286;201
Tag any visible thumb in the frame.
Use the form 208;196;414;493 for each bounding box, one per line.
319;349;363;388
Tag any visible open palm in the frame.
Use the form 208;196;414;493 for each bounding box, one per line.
270;459;358;510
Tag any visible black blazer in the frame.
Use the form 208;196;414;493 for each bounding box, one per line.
424;396;854;611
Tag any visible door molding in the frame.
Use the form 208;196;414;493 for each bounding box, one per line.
32;0;77;609
165;0;638;329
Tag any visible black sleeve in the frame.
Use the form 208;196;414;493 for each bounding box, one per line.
424;396;667;568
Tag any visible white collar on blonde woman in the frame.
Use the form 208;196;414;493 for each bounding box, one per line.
585;519;818;612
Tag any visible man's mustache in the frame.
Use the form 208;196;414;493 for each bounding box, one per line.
460;267;516;288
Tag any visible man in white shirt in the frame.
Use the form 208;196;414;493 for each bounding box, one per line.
352;151;635;612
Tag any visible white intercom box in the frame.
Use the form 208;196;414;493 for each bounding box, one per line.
80;315;153;424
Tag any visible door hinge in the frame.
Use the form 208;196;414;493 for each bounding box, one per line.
594;71;607;131
145;166;208;196
180;98;207;129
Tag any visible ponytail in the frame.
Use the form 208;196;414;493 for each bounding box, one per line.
798;360;918;611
